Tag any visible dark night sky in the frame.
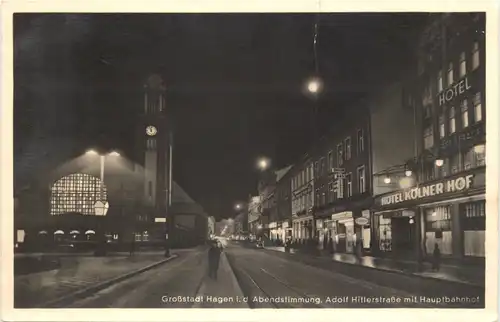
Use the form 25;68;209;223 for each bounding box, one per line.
14;13;429;220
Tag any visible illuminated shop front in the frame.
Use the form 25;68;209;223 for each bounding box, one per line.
331;211;355;253
373;167;485;260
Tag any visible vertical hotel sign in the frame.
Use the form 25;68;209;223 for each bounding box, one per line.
380;174;474;206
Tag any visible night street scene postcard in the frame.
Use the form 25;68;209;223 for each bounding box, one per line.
1;1;499;322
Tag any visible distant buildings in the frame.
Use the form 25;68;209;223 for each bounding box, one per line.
256;13;486;265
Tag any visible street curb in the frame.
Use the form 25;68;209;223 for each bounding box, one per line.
262;247;485;291
38;254;179;308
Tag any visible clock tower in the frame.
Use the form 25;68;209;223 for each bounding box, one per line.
139;74;173;249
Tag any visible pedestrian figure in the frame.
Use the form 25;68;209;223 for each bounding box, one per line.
432;243;441;271
208;241;222;280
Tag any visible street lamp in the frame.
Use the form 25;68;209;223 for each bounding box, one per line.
383;176;391;184
235;204;242;211
85;149;121;255
257;157;270;171
435;159;444;167
305;77;323;95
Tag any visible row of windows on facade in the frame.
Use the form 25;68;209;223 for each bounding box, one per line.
292;166;366;212
422;144;485;181
420;39;480;85
291;129;365;191
423;92;483;150
424;201;485;231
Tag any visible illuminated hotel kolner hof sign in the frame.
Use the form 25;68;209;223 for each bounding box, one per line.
380;174;474;206
438;77;472;106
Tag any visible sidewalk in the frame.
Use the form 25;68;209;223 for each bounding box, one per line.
192;252;248;308
14;253;176;308
264;246;484;287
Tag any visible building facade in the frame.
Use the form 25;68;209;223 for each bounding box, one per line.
371;13;486;263
247;195;262;238
369;80;420;257
311;105;373;254
275;165;293;241
207;216;215;238
290;155;315;242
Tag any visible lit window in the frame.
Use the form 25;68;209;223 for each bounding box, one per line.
449;106;456;134
345;137;352;160
472;42;480;70
337;143;343;166
357;129;364;153
459;52;467;77
439;114;446;138
447;62;454;85
423;126;434;149
437;70;443;92
50;173;107;216
346;173;352;198
461;99;469;128
473;92;482;122
357;166;366;194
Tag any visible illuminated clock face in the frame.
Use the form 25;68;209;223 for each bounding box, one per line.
146;126;157;136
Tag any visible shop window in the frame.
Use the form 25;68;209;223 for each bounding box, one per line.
459;52;467;77
134;233;142;241
461;99;469;128
346;173;352;198
439;113;446;138
379;216;392;252
437;70;443;92
357;129;364;154
425;206;452;231
447;62;454;86
461;201;485;230
345;137;352;160
423;126;434;149
472;42;480;70
473;92;482;122
448;106;456;134
357;166;366;194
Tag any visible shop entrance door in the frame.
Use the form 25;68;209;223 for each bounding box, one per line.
391;217;416;257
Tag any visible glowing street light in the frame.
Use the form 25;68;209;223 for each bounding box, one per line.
435;159;444;167
235;204;242;211
405;170;413;177
257;157;270;171
109;151;121;157
85;149;98;156
305;77;323;95
383;176;391;184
